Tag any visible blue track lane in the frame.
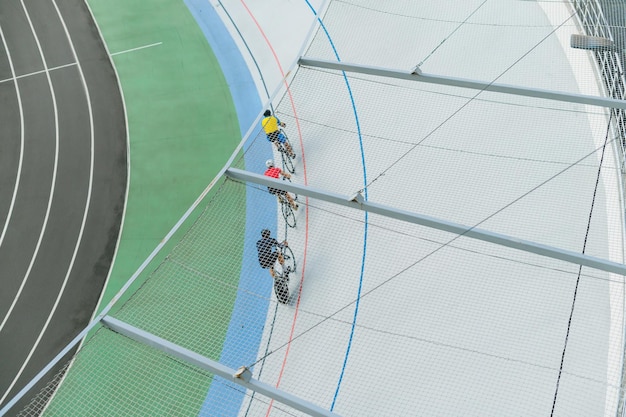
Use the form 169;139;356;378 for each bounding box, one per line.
186;0;368;413
182;1;275;416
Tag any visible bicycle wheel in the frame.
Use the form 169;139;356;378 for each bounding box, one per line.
281;150;295;174
281;245;296;274
281;199;296;228
274;276;290;304
279;129;296;174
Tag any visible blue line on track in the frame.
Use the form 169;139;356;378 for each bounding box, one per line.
303;0;368;411
216;0;273;104
183;1;274;416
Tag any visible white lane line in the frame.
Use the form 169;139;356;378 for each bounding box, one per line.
0;40;161;85
0;0;61;402
44;1;132;409
0;28;25;253
21;62;77;80
0;0;96;405
110;41;162;56
0;1;61;333
0;62;78;85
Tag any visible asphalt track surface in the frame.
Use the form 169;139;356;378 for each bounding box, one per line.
0;0;126;412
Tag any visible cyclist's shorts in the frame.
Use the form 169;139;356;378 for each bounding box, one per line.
268;187;286;196
267;131;286;144
258;252;278;269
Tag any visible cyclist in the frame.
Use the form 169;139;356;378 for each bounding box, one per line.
261;109;296;158
256;229;289;279
264;160;298;211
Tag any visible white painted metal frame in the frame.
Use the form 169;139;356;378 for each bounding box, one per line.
225;168;626;276
101;317;342;417
298;57;626;110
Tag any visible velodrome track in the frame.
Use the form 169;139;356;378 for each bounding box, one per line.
0;0;126;410
207;1;625;416
1;0;624;414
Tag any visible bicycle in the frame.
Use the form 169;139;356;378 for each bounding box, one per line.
273;243;296;304
277;192;296;228
282;174;298;203
276;128;295;174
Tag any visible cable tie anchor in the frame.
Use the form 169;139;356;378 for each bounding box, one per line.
350;191;365;205
234;366;251;382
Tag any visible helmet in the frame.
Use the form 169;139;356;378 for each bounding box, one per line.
261;229;271;238
264;110;271;117
265;159;274;168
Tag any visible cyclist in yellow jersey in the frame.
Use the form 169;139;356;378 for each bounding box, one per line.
261;109;296;158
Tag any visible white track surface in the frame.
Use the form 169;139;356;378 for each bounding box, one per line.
217;1;625;416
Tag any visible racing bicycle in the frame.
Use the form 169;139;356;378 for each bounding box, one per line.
277;191;297;228
277;128;295;174
274;243;296;304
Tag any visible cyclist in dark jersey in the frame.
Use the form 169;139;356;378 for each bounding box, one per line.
256;229;287;278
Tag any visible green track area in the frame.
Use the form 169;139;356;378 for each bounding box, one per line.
13;3;253;414
86;0;242;311
41;329;213;416
40;180;246;416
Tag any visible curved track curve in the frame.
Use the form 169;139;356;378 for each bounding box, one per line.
0;0;126;411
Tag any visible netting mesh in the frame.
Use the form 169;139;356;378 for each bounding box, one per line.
272;64;620;255
111;180;249;359
17;328;212;417
13;176;626;416
11;0;626;416
16;326;307;417
306;0;588;90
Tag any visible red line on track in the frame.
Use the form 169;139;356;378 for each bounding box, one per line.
237;1;310;415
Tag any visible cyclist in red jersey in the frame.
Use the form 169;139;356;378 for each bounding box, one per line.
264;160;298;211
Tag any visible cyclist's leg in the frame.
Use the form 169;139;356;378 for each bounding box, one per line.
286;142;295;158
278;131;295;158
283;140;295;158
286;192;298;210
268;251;279;278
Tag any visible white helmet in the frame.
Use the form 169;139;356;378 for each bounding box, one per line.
266;159;274;168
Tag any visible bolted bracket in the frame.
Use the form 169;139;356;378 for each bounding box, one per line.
411;65;422;75
234;366;252;382
350;191;365;206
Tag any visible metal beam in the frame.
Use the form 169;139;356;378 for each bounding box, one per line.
101;316;342;417
226;168;626;276
298;57;626;110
